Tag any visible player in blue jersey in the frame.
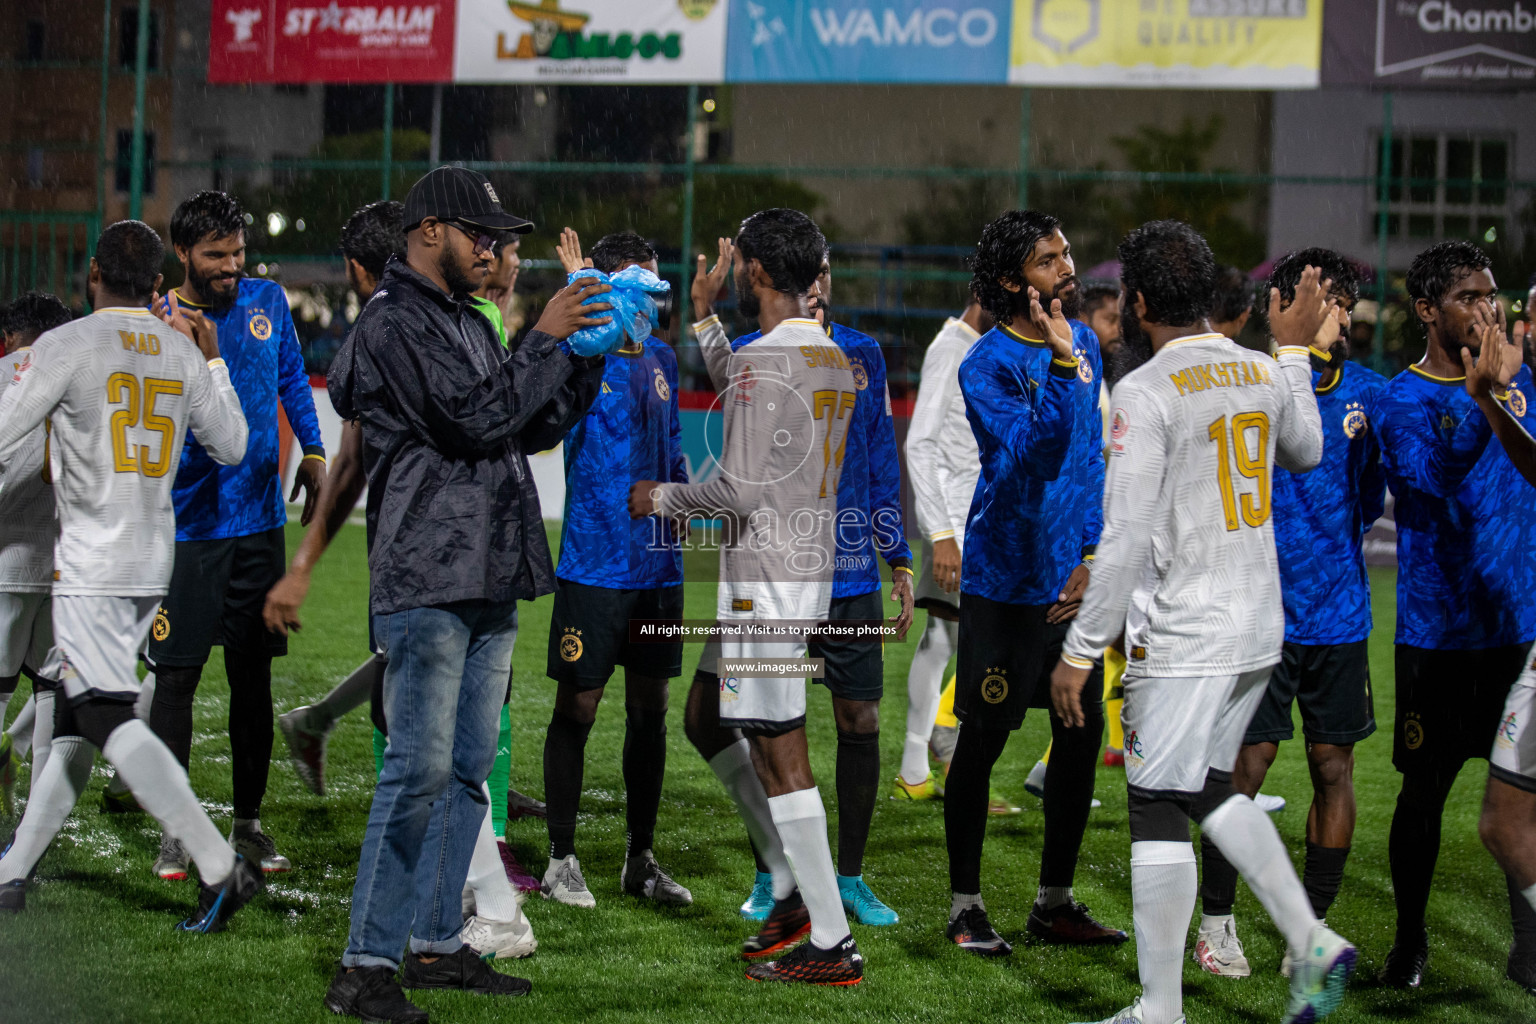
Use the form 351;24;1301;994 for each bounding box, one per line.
141;191;325;880
1373;240;1536;992
539;229;693;909
686;250;916;926
943;210;1126;957
1194;249;1388;978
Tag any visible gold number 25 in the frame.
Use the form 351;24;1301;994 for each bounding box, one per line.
108;372;184;477
1207;411;1271;530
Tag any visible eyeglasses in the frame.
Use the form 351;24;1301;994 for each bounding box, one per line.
441;219;498;256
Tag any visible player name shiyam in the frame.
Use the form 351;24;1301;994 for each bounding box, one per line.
1168;360;1274;396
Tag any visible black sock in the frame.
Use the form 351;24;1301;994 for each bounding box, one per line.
1388;768;1456;946
1039;702;1103;890
148;665;203;770
749;837;770;874
835;729;880;877
1303;842;1350;919
623;704;667;858
944;723;1010;895
1201;833;1240;916
1510;873;1536;959
226;653;274;821
544;711;593;860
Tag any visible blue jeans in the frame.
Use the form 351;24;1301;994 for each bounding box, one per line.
343;600;518;969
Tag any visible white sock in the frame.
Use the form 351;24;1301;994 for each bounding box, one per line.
1130;840;1197;1024
7;696;36;758
708;740;794;900
1201;795;1317;957
0;690;13;720
1523;883;1536;915
468;782;522;923
0;735;92;885
103;719;235;885
1038;884;1074;909
901;617;954;785
767;786;850;949
950;891;983;922
317;657;378;725
1199;912;1233;933
27;689;53;791
133;673;155;722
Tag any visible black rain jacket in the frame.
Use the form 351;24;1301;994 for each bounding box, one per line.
329;257;602;615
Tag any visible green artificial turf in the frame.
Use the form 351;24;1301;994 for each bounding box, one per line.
0;526;1529;1023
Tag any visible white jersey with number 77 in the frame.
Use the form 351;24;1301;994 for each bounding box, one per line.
1063;333;1322;678
0;307;247;598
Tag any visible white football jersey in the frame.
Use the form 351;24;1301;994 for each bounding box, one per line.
1063;334;1322;677
905;317;982;546
0;346;54;591
0;307;247;597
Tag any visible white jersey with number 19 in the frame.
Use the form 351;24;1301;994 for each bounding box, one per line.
0;307;248;597
1063;334;1322;678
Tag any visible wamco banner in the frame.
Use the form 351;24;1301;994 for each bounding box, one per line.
1008;0;1323;87
1322;0;1536;87
725;0;1013;82
453;0;729;82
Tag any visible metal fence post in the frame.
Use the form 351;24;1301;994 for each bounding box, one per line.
128;0;151;220
1017;87;1032;210
1374;90;1393;364
97;0;111;231
381;83;395;200
680;82;699;334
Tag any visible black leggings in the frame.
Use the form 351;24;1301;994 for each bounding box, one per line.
150;652;273;821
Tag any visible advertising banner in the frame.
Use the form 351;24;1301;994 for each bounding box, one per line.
1321;0;1536;88
1008;0;1323;87
208;0;457;82
452;0;729;82
725;0;1013;82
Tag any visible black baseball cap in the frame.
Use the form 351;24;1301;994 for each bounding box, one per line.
402;166;534;235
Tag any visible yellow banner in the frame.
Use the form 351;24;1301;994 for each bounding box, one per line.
1009;0;1322;87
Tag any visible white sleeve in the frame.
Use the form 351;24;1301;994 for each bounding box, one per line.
906;335;965;540
187;357;249;466
693;315;733;393
1062;379;1167;665
0;345;69;459
1273;346;1323;474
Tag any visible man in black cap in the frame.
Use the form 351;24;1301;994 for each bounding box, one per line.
323;167;613;1023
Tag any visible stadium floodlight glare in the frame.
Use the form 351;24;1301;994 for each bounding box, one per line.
267;212;288;237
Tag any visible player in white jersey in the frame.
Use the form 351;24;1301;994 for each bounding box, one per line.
631;209;863;985
1049;221;1355;1024
895;295;994;801
0;293;72;814
0;220;258;933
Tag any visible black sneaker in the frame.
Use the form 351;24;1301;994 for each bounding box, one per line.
746;933;863;986
0;878;24;913
1380;932;1429;989
1507;950;1536;996
324;965;429;1023
401;945;532;996
1026;900;1129;945
178;855;265;933
742;890;811;960
947;905;1013;957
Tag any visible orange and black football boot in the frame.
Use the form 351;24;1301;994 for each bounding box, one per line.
746;933;863;986
741;890;811;960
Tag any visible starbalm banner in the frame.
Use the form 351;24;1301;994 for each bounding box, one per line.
209;0;458;82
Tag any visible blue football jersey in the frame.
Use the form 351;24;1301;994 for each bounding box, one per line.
1375;363;1536;649
170;277;323;541
1272;361;1387;645
959;320;1104;605
732;322;911;598
557;337;687;590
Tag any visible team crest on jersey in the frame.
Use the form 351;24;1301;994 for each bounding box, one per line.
558;627;583;662
1111;408;1129;440
1496;711;1519;749
1511;390;1528;418
980;667;1008;704
1124;729;1145;767
1076;350;1094;385
653;367;670;402
10;349;32;383
851;361;869;391
249;313;273;341
1404;714;1425;751
1342;402;1368;439
719;675;741;703
152;607;170;642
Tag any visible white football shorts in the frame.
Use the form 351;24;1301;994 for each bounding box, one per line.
52;595;160;702
0;591;58;680
1120;666;1275;796
1491;656;1536;793
713;578;831;733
